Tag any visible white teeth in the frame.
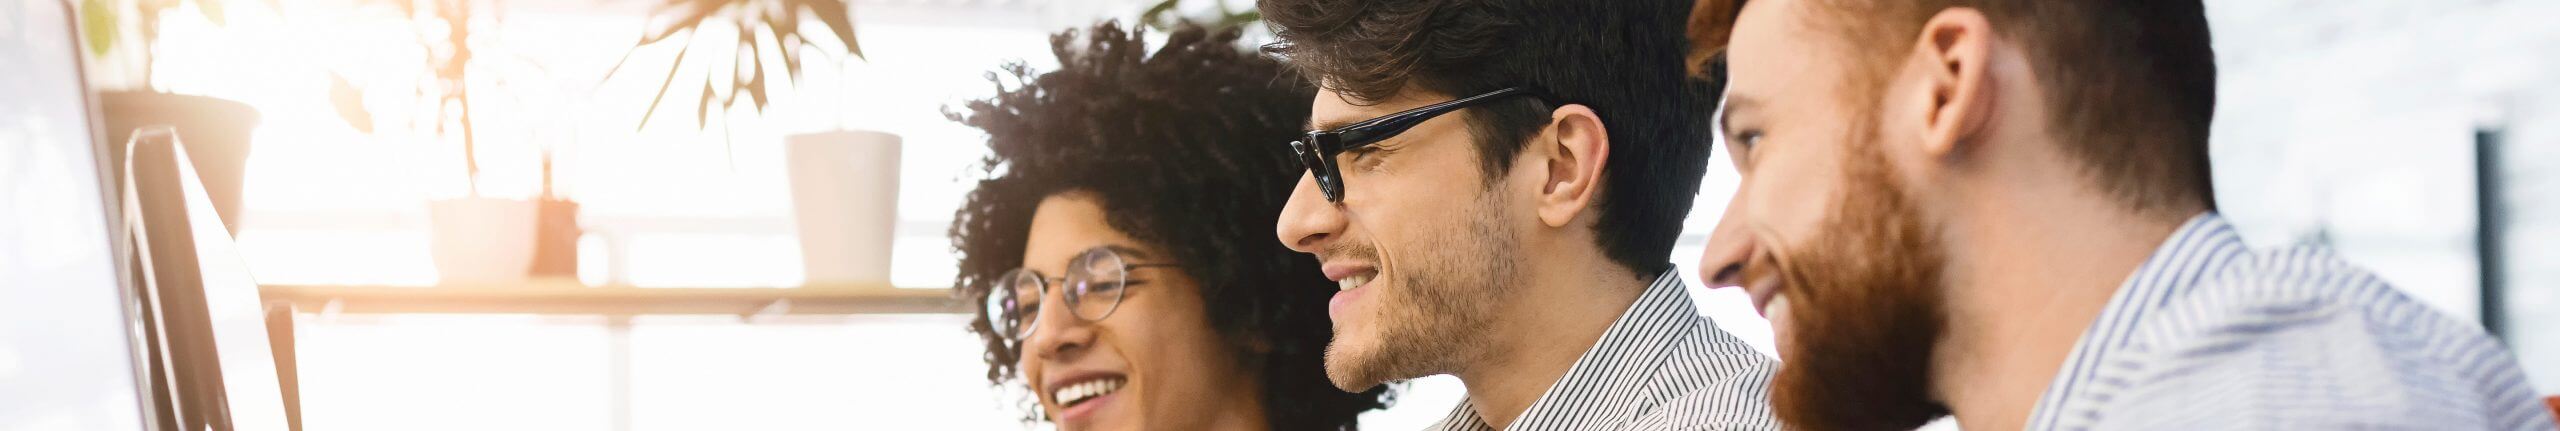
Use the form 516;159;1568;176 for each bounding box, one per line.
1338;274;1371;292
1051;377;1125;408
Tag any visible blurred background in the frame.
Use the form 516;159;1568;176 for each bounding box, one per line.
15;0;2559;428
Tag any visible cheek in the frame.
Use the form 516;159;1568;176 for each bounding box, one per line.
1741;148;1850;245
1110;288;1236;382
1367;139;1490;206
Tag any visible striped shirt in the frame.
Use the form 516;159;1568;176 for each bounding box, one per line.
2028;213;2555;430
1429;270;1780;431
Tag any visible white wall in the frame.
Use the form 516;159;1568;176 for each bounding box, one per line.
2203;0;2560;393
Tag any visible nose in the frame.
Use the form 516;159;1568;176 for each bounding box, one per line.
1699;191;1758;290
1023;286;1095;362
1276;172;1348;254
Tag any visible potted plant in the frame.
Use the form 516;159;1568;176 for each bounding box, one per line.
79;0;262;236
605;0;896;286
327;0;575;283
1139;0;1263;31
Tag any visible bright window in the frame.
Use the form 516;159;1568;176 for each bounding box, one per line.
146;0;1527;428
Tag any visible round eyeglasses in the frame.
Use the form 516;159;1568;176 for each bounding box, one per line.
984;246;1178;343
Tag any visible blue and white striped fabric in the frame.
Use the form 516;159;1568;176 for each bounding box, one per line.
1428;270;1780;431
2028;213;2554;430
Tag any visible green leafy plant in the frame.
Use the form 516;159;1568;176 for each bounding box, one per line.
603;0;864;131
325;0;491;194
79;0;266;86
1140;0;1260;32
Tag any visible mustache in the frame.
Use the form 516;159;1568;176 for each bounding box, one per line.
1316;242;1378;265
1741;241;1794;296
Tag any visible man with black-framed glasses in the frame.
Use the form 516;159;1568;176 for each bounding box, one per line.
1263;0;1779;429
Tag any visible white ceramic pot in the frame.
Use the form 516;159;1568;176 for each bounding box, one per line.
427;197;540;284
785;130;901;286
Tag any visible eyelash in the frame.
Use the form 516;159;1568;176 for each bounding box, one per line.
1345;146;1390;171
1088;279;1146;292
1723;129;1763;168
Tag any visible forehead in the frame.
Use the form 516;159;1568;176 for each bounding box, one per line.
1725;0;1841;100
1022;193;1141;272
1307;86;1446;131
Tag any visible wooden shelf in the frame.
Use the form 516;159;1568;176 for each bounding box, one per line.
259;281;966;316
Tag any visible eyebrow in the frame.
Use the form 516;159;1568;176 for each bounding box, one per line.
1031;244;1160;275
1099;244;1155;260
1306;117;1355;133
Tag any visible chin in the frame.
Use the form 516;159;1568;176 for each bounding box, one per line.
1327;327;1410;392
1321;343;1375;391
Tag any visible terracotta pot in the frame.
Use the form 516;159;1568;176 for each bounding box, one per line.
528;198;580;278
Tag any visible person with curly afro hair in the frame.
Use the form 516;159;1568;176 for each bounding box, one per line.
945;20;1390;430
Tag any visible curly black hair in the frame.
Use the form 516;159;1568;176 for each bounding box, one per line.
945;21;1391;429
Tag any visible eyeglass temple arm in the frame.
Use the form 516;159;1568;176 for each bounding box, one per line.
1031;263;1179;282
1333;87;1539;150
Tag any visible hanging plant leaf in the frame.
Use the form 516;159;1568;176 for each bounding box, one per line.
1221;10;1260;29
330;73;374;133
695;80;714;129
776;35;803;81
195;0;225;26
744;34;768;110
637;0;724;46
634;32;697;130
1140;0;1263;32
618;0;859;132
1139;0;1179;30
796;0;860;59
390;0;415;24
766;4;797;53
79;0;117;56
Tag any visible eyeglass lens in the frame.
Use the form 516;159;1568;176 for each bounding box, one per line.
985;247;1132;343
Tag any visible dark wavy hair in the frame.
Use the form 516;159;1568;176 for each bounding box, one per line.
1257;0;1722;276
945;21;1390;429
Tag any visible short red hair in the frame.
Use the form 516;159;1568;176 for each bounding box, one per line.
1686;0;2220;216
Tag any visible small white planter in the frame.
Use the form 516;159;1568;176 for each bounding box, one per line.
785;130;901;286
428;197;539;284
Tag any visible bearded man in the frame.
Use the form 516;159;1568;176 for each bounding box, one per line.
1688;0;2555;429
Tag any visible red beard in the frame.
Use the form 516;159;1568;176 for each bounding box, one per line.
1762;124;1954;430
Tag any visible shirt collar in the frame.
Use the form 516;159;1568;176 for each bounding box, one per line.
2025;212;2249;429
1431;269;1702;431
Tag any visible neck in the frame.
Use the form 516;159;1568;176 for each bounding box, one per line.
1454;246;1649;428
1203;378;1271;431
1208;407;1269;431
1928;161;2197;430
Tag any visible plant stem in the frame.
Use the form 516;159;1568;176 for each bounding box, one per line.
140;4;160;88
445;0;481;196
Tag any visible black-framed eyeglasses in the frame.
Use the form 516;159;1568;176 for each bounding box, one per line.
984;246;1179;343
1289;86;1549;202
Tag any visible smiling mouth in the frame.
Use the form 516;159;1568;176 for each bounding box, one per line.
1337;271;1374;292
1746;279;1786;314
1742;250;1790;316
1052;376;1126;409
1754;291;1787;316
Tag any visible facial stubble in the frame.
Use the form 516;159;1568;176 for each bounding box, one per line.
1323;184;1521;392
